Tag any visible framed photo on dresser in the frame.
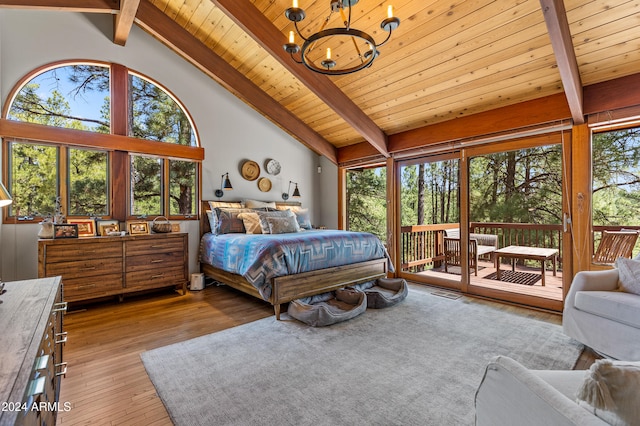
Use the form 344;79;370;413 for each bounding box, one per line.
66;219;96;237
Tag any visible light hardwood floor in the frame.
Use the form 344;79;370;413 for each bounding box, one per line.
57;282;598;425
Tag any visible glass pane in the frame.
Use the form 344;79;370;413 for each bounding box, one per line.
129;74;196;146
131;156;162;216
68;148;108;216
9;142;58;217
399;159;460;284
8;64;110;133
469;144;563;299
169;160;197;215
592;127;640;254
346;166;386;243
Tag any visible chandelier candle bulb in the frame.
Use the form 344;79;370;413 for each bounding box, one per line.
292;0;298;7
289;31;295;43
326;48;331;60
388;5;393;18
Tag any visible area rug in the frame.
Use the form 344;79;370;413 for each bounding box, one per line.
485;270;541;285
141;287;583;426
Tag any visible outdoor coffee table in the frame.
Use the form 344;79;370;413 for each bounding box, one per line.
494;246;558;286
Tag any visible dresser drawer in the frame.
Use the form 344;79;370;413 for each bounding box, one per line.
125;266;186;290
126;238;184;256
43;241;122;263
45;257;123;279
62;274;124;301
126;251;185;272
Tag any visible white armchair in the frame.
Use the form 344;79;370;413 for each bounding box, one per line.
475;356;607;425
563;269;640;361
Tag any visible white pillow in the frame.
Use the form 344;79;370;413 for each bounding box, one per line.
615;257;640;295
576;359;640;425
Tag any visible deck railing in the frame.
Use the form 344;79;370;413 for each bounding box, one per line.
400;223;640;274
400;222;564;273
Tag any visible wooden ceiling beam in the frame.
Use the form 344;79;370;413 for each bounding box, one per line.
210;0;390;158
539;0;584;124
114;0;140;46
135;0;338;163
0;0;117;12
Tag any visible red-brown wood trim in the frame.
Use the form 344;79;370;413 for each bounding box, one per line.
388;93;571;154
135;0;338;164
539;0;584;124
210;0;389;158
584;73;640;115
0;119;204;160
111;150;128;221
111;63;129;136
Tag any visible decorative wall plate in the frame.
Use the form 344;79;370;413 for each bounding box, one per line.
241;160;260;181
257;177;272;192
265;158;281;175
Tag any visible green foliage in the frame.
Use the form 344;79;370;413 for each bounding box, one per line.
130;75;195;146
346;168;386;242
592;128;640;226
131;156;162;216
9;143;57;217
469;146;563;225
69;149;108;216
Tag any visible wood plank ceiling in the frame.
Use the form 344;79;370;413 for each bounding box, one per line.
4;0;640;164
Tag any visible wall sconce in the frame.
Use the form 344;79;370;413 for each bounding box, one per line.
214;173;233;198
282;181;301;200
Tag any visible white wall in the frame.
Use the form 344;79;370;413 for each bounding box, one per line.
0;9;337;281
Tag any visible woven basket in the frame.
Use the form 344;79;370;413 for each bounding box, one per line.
151;216;172;233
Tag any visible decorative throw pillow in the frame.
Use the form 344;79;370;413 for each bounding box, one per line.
237;212;262;234
576;359;640;425
293;208;312;230
207;201;242;233
256;210;296;234
615;257;640;295
266;216;300;234
243;199;276;209
214;207;254;234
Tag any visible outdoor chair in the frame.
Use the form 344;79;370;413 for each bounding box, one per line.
444;236;497;276
592;230;639;265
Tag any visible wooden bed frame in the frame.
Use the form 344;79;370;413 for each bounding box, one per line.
199;200;388;319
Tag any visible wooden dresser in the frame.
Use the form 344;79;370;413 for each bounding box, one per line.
0;277;66;426
38;233;188;303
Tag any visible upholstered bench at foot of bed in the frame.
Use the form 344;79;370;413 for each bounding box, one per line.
287;288;367;327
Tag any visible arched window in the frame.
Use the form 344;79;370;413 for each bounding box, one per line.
2;61;203;223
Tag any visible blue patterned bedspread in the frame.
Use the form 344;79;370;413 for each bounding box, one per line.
199;230;392;300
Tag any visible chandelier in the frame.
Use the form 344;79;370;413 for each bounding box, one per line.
283;0;400;76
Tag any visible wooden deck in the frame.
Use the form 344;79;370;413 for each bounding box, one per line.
410;259;563;302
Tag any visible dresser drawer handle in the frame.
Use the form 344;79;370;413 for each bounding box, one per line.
150;259;164;263
151;274;164;279
55;332;68;345
27;377;46;396
52;302;68;313
55;362;68;377
82;266;97;271
150;245;164;249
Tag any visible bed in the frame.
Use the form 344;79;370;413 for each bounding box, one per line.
199;200;390;319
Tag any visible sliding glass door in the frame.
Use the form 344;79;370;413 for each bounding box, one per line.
396;154;462;290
